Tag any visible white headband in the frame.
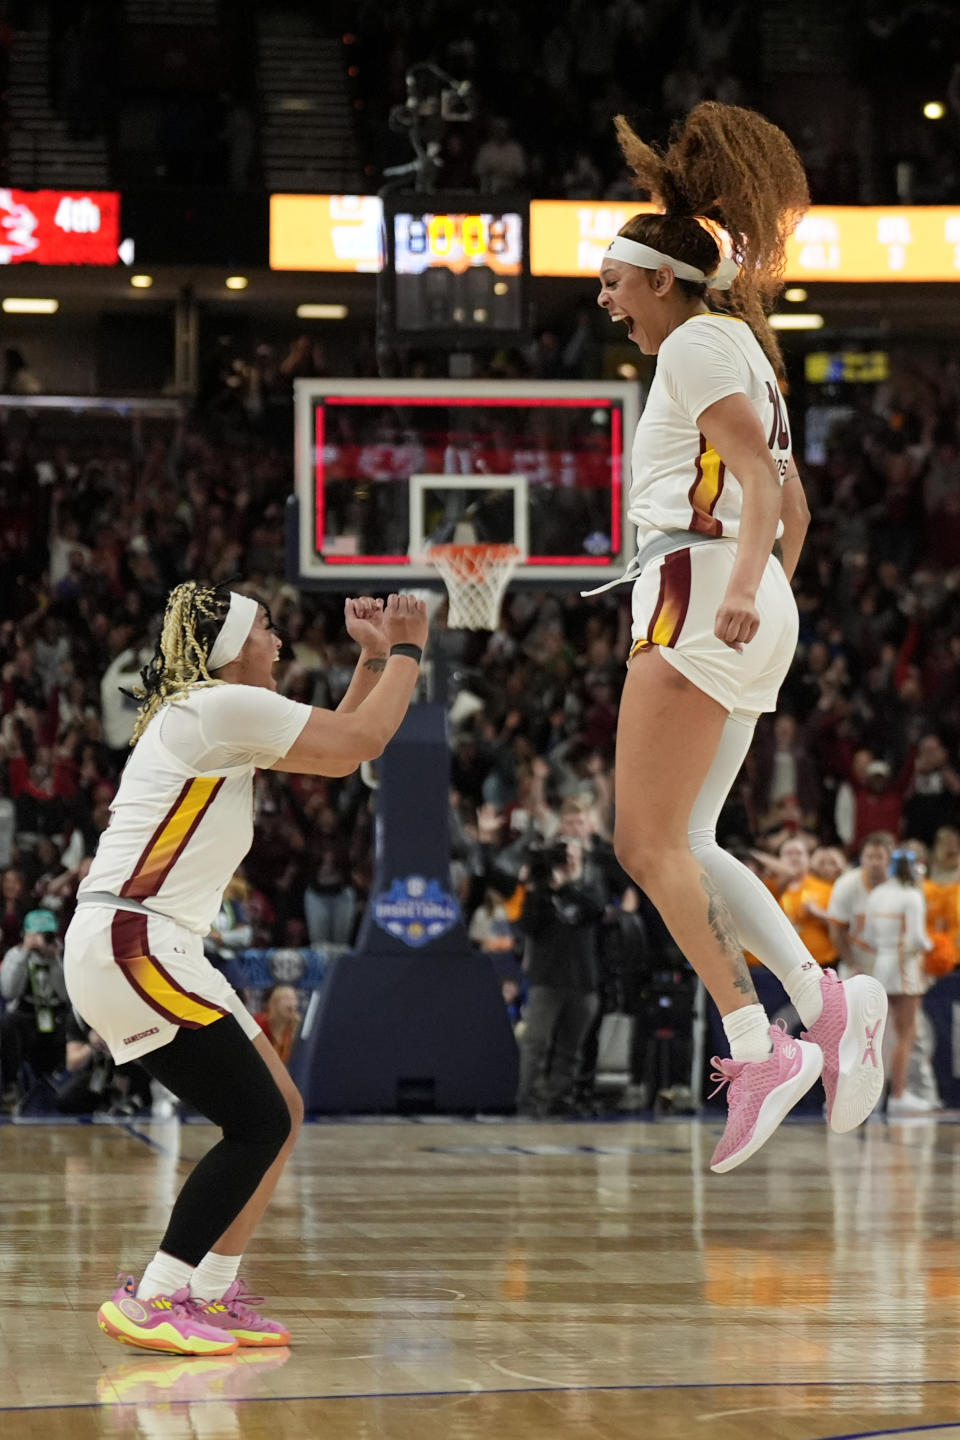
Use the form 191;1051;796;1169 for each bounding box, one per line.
603;236;739;291
207;592;259;672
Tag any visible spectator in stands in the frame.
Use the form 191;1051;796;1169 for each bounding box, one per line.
0;777;13;868
844;757;906;852
922;826;960;969
0;907;69;1102
254;984;300;1067
751;713;821;832
827;832;894;979
0;865;28;953
468;884;518;961
206;872;255;998
561;149;603;199
903;734;960;846
781;845;845;970
515;834;605;1116
864;849;934;1115
753;834;811;900
474;117;527;193
303;837;356;948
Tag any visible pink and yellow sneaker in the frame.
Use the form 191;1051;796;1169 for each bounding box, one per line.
802;967;887;1133
709;1022;823;1173
188;1279;291;1347
97;1275;239;1355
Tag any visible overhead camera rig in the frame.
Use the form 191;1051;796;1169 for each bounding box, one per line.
383;62;476;195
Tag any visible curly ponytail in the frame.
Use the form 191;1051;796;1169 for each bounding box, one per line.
613;102;809;375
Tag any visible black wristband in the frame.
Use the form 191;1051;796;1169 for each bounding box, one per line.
390;643;423;664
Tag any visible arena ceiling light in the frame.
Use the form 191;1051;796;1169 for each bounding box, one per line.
924;101;946;120
783;287;808;303
130;274;153;288
225;275;248;290
296;303;348;319
769;312;824;330
2;298;59;314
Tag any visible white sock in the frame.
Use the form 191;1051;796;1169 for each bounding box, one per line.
782;960;824;1029
190;1250;242;1301
137;1251;194;1300
723;1003;773;1062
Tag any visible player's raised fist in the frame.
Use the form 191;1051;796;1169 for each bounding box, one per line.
344;596;385;650
383;593;429;648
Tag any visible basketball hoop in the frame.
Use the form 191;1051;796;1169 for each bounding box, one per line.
426;543;522;631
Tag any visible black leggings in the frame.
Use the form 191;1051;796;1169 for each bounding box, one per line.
140;1016;292;1266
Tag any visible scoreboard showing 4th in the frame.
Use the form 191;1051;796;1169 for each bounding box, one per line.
0;189;122;265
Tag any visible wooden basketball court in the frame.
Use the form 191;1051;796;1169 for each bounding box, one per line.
3;1111;960;1439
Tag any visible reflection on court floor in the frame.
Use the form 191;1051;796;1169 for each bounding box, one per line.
2;1113;960;1439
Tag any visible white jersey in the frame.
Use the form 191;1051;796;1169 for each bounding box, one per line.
79;685;311;935
629;315;791;544
826;867;874;967
864;880;929;960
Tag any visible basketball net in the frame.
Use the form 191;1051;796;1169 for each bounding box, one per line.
426;542;522;631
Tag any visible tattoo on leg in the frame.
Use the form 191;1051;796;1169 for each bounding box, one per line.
699;872;755;997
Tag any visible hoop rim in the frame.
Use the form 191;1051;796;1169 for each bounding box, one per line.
426;542;523;560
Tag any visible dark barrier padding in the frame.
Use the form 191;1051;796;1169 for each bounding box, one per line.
290;704;518;1113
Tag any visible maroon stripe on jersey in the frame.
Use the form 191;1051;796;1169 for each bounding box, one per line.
110;910;228;1030
120;779;194;899
121;777;226;902
645;565;668;641
110;910;188;1028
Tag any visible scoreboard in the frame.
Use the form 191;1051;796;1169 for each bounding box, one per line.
271;194;960;284
380;194;528;344
0;189;122;265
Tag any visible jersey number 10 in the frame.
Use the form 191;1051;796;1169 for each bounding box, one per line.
765;382;790;451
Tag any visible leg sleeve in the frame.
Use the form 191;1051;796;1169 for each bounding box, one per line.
687;714;817;984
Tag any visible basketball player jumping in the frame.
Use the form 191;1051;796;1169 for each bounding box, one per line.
65;584;428;1353
595;102;887;1171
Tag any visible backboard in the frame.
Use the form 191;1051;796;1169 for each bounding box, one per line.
290;379;639;590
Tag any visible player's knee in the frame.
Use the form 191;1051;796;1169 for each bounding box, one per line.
284;1083;305;1138
236;1082;293;1155
614;830;667;887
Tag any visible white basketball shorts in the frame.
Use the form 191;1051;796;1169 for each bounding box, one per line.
629;542;799;719
64;904;261;1064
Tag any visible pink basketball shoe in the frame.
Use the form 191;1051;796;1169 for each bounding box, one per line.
97;1275;239;1355
802;968;887;1132
187;1280;291;1347
709;1022;823;1173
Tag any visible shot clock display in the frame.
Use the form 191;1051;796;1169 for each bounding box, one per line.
381;194;528;345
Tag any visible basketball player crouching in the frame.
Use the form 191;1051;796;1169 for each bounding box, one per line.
65;583;428;1354
594;101;887;1172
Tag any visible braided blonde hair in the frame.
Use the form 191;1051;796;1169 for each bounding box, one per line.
130;582;231;743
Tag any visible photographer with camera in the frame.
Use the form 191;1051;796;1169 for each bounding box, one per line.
0;907;70;1103
515;830;606;1117
57;1013;152;1117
